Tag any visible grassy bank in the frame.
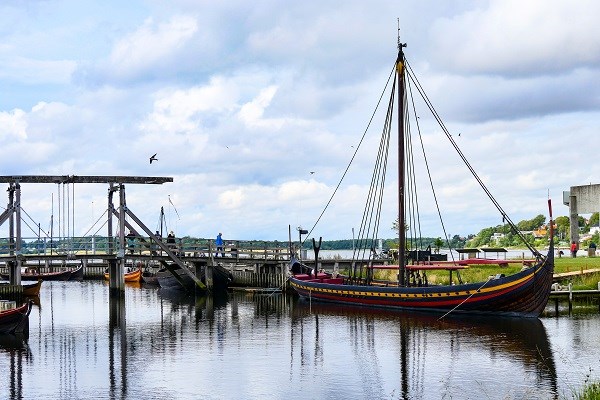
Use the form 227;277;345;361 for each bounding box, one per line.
575;381;600;400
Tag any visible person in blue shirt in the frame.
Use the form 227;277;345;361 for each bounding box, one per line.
215;233;224;257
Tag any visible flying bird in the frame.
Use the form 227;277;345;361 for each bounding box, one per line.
149;153;158;164
310;171;315;175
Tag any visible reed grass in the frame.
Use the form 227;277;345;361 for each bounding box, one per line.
574;381;600;400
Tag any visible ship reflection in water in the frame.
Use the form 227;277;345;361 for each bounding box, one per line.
290;301;558;399
0;281;597;399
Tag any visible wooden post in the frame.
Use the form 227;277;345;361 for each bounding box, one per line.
7;184;20;285
108;184;126;295
108;259;124;296
205;263;214;292
568;282;573;314
14;183;23;284
107;183;115;255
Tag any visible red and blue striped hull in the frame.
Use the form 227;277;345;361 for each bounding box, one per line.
289;249;554;318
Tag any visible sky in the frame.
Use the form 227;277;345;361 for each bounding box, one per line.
0;0;599;242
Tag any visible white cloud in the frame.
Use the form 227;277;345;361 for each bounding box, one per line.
238;85;285;129
105;15;198;80
430;0;600;76
0;108;27;139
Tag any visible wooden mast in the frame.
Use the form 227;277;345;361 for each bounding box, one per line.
397;39;407;286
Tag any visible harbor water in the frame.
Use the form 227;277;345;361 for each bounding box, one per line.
1;280;599;399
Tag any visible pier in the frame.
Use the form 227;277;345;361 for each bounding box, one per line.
550;281;600;314
0;235;385;290
0;175;210;294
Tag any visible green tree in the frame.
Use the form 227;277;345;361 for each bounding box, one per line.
391;217;408;233
516;214;546;231
468;227;495;247
588;212;599;227
498;232;515;247
433;237;443;253
555;216;569;240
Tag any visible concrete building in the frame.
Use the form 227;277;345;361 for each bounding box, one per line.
563;184;600;245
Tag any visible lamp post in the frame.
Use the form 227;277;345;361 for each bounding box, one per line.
297;227;308;262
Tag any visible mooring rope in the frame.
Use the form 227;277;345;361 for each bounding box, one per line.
438;277;492;320
264;275;290;299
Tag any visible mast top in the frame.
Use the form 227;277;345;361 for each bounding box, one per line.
397;19;407;52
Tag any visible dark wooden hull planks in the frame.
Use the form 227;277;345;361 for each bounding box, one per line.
290;247;554;318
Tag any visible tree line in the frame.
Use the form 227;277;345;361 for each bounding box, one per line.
3;211;594;254
467;212;600;249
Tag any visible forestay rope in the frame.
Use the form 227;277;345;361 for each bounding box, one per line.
405;60;542;259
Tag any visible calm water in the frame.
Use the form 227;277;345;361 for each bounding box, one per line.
1;281;599;399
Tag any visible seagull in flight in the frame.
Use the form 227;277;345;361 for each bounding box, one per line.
310;171;315;175
149;153;158;164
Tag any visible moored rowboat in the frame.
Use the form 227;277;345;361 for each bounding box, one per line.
104;267;142;283
0;301;32;334
22;280;42;296
0;268;73;281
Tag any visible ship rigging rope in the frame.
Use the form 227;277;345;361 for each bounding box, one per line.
19;207;51;238
57;183;61;243
302;65;396;246
81;208;108;238
405;85;423;254
72;182;75;242
406;69;456;263
352;73;395;279
67;183;70;240
91;218;109;237
438;277;492;320
405;59;542;259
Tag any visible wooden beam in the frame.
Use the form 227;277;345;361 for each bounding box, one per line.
123;207;206;290
0;175;173;184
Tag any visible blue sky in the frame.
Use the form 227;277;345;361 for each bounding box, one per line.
0;0;599;241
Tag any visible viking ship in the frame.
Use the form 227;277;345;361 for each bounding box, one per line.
288;35;554;318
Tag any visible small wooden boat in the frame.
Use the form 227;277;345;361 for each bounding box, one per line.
22;280;42;296
141;269;159;285
156;264;232;291
0;301;32;334
104;267;142;283
0;268;72;281
156;266;196;290
69;264;84;281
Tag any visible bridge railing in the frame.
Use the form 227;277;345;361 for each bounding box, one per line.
0;236;293;261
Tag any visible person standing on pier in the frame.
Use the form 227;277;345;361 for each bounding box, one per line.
167;231;176;254
126;231;136;254
215;232;224;257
